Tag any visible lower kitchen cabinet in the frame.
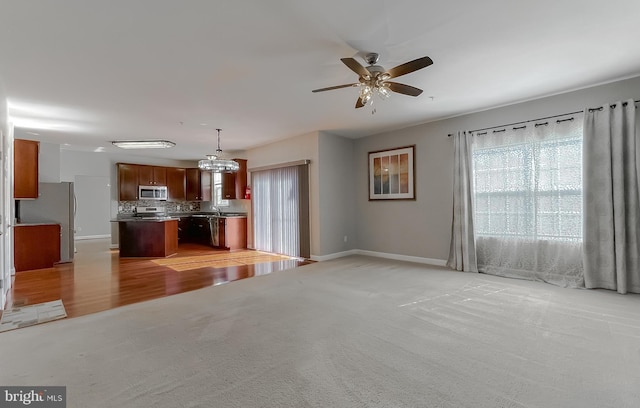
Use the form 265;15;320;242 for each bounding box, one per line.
216;217;247;250
177;215;247;250
14;223;61;271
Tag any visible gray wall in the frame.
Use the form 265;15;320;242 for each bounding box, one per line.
353;75;640;262
38;142;61;183
59;148;194;240
318;131;357;255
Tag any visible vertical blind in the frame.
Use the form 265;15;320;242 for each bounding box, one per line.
252;163;310;258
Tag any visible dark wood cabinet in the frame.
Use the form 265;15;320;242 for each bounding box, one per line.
166;168;186;201
222;173;236;200
138;165;166;186
222;159;248;199
14;139;39;199
186;168;212;201
116;163;214;202
117;163;139;201
14;224;61;271
117;220;178;257
201;171;212;202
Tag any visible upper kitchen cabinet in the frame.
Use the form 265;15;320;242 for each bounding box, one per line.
186;168;212;201
138;165;166;186
117;163;139;201
166;167;186;201
222;159;248;199
14;139;39;199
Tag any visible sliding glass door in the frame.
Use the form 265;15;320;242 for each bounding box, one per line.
252;163;310;258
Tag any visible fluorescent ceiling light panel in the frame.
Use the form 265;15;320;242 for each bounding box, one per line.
112;140;176;149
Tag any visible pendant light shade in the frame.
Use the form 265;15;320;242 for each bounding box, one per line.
198;129;239;172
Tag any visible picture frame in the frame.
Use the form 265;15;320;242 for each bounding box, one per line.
368;145;415;200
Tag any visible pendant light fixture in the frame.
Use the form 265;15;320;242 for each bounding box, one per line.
198;128;239;172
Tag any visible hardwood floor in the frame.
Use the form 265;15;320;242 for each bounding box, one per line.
5;239;312;318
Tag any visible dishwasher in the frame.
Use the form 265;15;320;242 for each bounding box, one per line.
208;216;219;247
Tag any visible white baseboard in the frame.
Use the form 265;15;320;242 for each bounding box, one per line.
109;244;119;249
311;249;447;267
75;234;111;241
310;250;359;262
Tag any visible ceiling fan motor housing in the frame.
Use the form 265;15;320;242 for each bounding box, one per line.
365;52;380;65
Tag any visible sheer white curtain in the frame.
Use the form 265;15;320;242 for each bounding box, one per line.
583;99;640;294
447;131;478;272
471;114;584;287
252;164;310;258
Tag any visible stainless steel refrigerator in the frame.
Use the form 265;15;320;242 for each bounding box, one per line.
19;182;76;263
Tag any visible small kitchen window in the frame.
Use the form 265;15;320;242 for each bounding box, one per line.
213;173;229;207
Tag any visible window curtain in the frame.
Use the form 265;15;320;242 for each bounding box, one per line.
446;131;478;272
471;114;584;287
252;163;310;258
583;99;640;294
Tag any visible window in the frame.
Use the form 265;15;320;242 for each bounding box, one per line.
472;117;583;242
212;173;229;207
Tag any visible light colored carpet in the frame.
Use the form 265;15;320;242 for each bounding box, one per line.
1;256;640;407
151;250;295;272
0;299;66;332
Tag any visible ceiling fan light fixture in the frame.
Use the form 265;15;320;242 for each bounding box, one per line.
198;129;239;173
312;53;433;110
377;86;391;99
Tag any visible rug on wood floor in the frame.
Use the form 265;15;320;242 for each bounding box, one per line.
0;299;67;333
151;250;296;272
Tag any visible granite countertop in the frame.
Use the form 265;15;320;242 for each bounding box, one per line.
15;222;61;227
169;212;248;218
113;213;247;222
111;216;180;222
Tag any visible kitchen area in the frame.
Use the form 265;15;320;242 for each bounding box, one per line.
13;138;251;272
113;161;250;258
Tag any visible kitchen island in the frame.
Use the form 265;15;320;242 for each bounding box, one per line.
116;218;179;258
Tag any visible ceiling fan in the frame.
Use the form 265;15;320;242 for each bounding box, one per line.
312;52;433;109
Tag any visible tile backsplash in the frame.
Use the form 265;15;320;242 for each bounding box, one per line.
118;199;250;214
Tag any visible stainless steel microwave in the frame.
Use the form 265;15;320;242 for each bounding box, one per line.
138;185;168;201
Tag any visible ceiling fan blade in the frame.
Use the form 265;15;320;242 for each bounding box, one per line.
386;82;424;97
341;57;370;78
355;97;365;109
386;56;433;79
312;83;358;93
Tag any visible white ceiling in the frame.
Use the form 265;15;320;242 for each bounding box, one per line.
1;0;640;160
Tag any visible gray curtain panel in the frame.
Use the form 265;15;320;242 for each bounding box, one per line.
583;99;640;294
447;131;478;272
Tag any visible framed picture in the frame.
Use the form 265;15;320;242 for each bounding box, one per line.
368;145;415;200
